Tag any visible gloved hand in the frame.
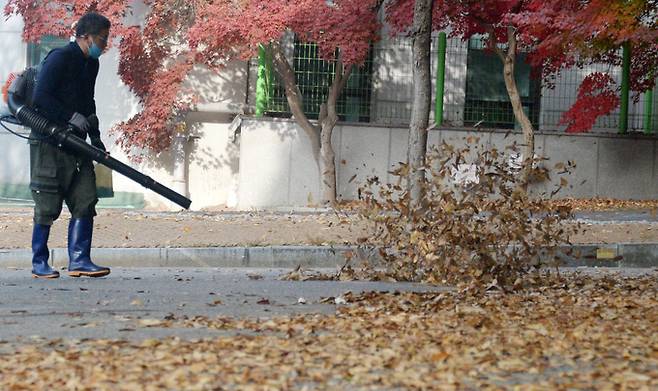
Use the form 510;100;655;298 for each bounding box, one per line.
68;112;91;134
87;114;99;132
85;114;106;151
90;137;107;152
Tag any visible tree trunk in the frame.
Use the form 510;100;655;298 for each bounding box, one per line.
407;0;434;211
319;60;353;206
268;41;353;206
491;27;535;189
269;41;321;161
319;111;338;205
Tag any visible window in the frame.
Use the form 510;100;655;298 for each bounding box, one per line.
27;35;70;66
266;38;374;122
464;36;541;129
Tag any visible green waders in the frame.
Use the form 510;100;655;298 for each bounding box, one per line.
29;135;98;226
29;134;109;278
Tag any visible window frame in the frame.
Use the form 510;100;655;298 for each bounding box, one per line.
27;35;70;66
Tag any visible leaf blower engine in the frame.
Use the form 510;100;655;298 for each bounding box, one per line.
1;67;191;209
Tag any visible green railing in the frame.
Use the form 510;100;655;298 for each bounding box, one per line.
255;35;657;133
261;38;374;123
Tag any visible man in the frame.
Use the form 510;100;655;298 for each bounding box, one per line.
30;12;111;278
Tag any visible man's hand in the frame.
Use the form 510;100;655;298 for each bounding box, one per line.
87;114;99;132
90;137;107;152
68;112;91;133
86;114;106;152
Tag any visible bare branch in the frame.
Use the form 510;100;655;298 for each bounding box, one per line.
487;26;507;62
269;40;320;153
507;26;517;59
326;57;354;119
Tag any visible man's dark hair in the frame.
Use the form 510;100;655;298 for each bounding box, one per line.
75;12;111;37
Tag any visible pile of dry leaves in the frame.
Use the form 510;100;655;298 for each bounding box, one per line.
358;141;579;289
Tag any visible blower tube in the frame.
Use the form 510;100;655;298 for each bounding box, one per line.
7;85;192;209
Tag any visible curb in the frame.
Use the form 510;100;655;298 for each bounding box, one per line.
0;244;657;269
0;246;372;269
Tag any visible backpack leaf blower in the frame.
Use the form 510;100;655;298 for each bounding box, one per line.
1;68;191;209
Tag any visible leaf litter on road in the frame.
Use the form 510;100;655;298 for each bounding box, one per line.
0;272;655;390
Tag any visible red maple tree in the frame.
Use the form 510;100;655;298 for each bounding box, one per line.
386;0;544;187
5;0;380;204
4;0;196;155
513;0;658;132
189;0;380;205
386;0;658;185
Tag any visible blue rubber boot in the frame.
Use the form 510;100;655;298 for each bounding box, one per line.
31;223;59;279
67;218;110;278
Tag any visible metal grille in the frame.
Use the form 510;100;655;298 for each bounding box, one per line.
367;36;473;127
260;35;658;134
463;37;541;130
265;39;374;122
373;35;656;133
539;62;654;133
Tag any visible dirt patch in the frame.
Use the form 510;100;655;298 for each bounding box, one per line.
0;208;656;249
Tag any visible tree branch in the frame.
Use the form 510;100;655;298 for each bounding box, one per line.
336;64;354;97
487;26;507;62
326;56;354;120
506;26;517;60
268;40;320;153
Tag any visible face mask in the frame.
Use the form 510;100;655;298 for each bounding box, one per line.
88;41;102;59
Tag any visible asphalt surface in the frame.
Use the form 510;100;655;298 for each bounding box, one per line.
574;210;658;223
0;267;445;342
1;267;653;344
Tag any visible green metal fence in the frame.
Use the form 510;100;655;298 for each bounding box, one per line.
462;36;541;130
263;39;374;122
258;35;658;134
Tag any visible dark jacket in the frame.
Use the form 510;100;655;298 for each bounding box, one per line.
32;41;99;127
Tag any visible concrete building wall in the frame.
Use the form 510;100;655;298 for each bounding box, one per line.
237;118;657;206
0;8;29;197
370;38;413;124
371;35;468;127
0;7;26;93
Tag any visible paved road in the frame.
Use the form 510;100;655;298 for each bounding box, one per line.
575;210;658;223
0;267;444;342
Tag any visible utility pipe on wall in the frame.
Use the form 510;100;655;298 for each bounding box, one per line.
644;77;655;134
435;32;447;127
255;45;271;117
619;42;631;134
172;122;189;201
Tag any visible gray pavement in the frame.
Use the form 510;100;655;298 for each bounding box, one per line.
0;267;446;342
575;210;658;223
1;207;656;344
0;267;652;344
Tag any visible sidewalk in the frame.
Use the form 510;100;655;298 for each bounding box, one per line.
1;207;657;268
